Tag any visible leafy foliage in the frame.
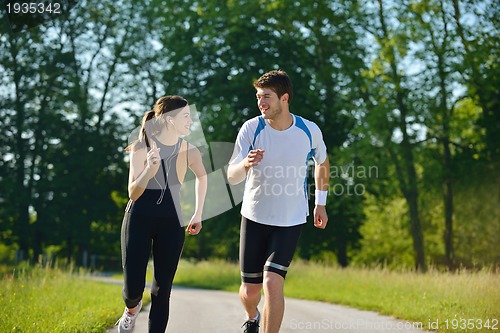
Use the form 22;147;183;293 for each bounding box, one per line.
0;0;498;270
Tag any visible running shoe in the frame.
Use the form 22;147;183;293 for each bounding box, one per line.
116;300;142;333
241;310;260;333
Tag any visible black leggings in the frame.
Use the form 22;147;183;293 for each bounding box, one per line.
121;212;185;333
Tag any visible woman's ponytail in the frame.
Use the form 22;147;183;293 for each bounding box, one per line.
124;95;188;152
125;109;156;151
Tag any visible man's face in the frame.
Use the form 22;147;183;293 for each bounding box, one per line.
255;87;283;120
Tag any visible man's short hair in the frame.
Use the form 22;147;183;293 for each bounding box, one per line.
253;70;293;103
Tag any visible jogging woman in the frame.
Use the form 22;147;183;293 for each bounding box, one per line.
116;95;207;333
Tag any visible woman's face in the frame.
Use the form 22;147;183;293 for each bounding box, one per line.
168;105;192;136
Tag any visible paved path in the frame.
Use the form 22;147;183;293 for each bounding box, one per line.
106;284;429;333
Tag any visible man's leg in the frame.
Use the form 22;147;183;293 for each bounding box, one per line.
240;282;262;319
261;271;285;333
261;223;303;333
239;217;269;328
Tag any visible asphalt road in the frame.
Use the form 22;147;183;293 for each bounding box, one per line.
106;285;429;333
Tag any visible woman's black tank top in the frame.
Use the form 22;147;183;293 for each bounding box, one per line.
125;137;185;219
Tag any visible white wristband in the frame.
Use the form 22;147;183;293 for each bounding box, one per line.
315;190;328;206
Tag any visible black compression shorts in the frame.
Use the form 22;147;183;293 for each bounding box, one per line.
239;217;303;284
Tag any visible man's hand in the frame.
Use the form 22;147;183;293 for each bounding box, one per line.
228;149;264;185
244;149;265;168
313;205;328;229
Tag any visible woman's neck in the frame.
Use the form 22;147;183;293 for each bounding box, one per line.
156;128;179;146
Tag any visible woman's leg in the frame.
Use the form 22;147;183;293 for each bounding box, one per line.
148;216;185;333
121;212;152;309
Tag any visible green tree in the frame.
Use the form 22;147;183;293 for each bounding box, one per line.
451;0;499;160
359;0;427;271
146;0;367;264
408;0;499;268
408;0;460;268
0;0;147;264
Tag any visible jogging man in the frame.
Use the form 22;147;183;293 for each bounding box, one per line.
228;70;330;333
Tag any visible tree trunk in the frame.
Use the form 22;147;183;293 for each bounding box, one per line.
431;5;455;269
437;45;455;269
443;138;454;268
398;135;427;272
10;34;32;259
377;0;426;272
336;238;349;268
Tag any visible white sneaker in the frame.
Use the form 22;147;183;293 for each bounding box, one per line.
116;300;142;333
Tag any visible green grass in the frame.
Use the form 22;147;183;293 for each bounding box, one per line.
0;264;124;333
173;259;241;291
287;262;500;333
173;260;500;333
2;260;498;333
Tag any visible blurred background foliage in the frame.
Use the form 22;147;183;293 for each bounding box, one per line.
0;0;498;272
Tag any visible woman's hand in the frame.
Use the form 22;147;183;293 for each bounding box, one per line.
146;139;161;176
186;213;202;235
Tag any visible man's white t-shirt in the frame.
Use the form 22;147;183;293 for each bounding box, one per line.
230;114;327;227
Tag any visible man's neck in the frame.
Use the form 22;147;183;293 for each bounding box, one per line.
267;111;293;131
